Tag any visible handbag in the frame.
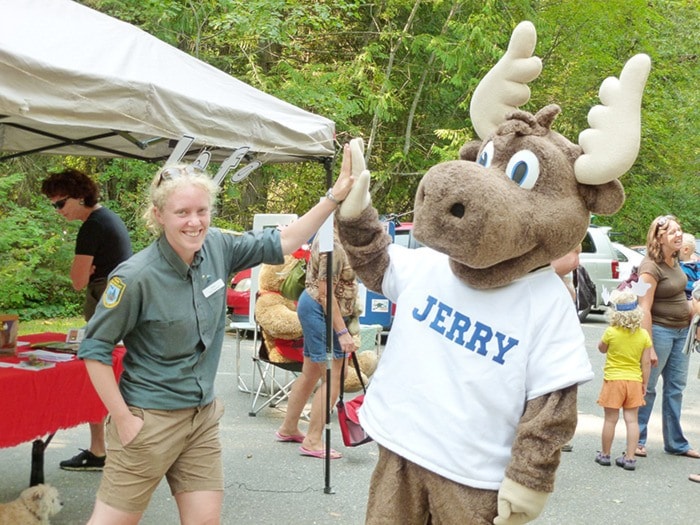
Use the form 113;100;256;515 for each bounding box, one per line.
279;258;306;301
574;265;596;310
337;351;373;447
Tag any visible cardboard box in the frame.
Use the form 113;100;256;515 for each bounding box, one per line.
0;314;19;356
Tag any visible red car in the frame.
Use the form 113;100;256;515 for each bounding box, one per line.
393;222;423;249
226;268;251;322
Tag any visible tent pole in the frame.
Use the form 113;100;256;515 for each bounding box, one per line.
324;242;334;494
323;156;335;494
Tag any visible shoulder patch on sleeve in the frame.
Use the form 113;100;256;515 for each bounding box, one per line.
103;277;126;308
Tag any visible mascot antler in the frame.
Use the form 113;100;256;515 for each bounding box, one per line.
574;53;651;184
469;21;542;139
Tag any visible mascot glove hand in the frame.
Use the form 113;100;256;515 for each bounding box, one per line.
339;138;371;218
493;478;549;525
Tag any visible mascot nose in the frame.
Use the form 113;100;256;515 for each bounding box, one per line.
450;202;466;219
416;161;492;224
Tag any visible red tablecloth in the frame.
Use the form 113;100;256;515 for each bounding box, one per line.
0;332;124;448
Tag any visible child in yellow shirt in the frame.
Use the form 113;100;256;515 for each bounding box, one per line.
595;289;652;471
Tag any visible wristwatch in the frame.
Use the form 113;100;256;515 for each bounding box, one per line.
325;188;341;205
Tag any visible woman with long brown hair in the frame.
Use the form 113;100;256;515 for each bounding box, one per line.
635;215;696;459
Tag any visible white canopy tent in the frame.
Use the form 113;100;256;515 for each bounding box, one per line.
0;0;335;166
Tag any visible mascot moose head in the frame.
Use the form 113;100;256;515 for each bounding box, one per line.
336;21;650;525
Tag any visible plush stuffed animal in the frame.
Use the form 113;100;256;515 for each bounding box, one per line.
254;252;377;391
255;253;306;364
337;21;650;525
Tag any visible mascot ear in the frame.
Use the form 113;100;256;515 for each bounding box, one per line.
459;140;482;162
578;180;625;216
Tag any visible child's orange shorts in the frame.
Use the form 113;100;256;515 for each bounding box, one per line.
597;380;645;409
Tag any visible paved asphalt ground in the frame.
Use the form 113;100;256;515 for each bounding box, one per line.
2;313;699;524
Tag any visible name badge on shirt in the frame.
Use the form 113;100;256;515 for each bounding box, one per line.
203;278;225;298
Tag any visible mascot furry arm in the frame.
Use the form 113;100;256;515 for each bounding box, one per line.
337;21;650;525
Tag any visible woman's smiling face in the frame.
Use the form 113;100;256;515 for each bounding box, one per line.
660;220;683;254
155;184;211;264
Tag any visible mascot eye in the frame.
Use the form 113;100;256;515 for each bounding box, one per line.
505;150;539;189
477;141;494;168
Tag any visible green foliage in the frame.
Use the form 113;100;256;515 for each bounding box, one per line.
0;169;82;319
97;158;160;251
18;316;85;336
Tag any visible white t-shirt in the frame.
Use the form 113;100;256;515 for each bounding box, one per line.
360;245;593;490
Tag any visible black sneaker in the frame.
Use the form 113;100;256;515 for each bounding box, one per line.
59;449;105;471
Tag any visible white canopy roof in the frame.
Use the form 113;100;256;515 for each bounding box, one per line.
0;0;335;165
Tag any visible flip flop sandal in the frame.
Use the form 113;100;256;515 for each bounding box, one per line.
275;431;305;443
635;445;647;457
299;445;342;460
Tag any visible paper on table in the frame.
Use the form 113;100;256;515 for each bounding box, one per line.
17;349;77;362
15;361;57;371
0;360;57;371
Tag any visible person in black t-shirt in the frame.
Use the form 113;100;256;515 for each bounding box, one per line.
41;168;132;471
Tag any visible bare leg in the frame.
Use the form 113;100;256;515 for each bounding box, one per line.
89;419;106;457
301;356;346;451
174;490;223;525
277;358;323;438
601;407;619;455
622;407;640;460
86;499;142;525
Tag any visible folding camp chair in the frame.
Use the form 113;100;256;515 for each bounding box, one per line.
248;337;304;417
233;213;298;393
231;318;258;393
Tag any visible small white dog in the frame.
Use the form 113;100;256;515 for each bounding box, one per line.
0;484;63;525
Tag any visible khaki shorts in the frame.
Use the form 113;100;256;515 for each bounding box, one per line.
98;399;224;513
597;380;645;409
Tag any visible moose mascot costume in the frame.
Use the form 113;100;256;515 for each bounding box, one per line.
336;22;651;525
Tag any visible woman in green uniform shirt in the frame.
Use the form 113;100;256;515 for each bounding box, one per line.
78;144;355;525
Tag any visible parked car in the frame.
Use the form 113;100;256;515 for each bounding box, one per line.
612;242;644;281
393;221;423;249
226;268;251;322
576;226;622;321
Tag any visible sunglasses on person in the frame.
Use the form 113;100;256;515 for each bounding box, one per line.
654;214;678;235
52;197;69;210
156;165;203;187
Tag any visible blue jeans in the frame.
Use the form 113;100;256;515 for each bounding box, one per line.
637;324;691;453
297;290;345;362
